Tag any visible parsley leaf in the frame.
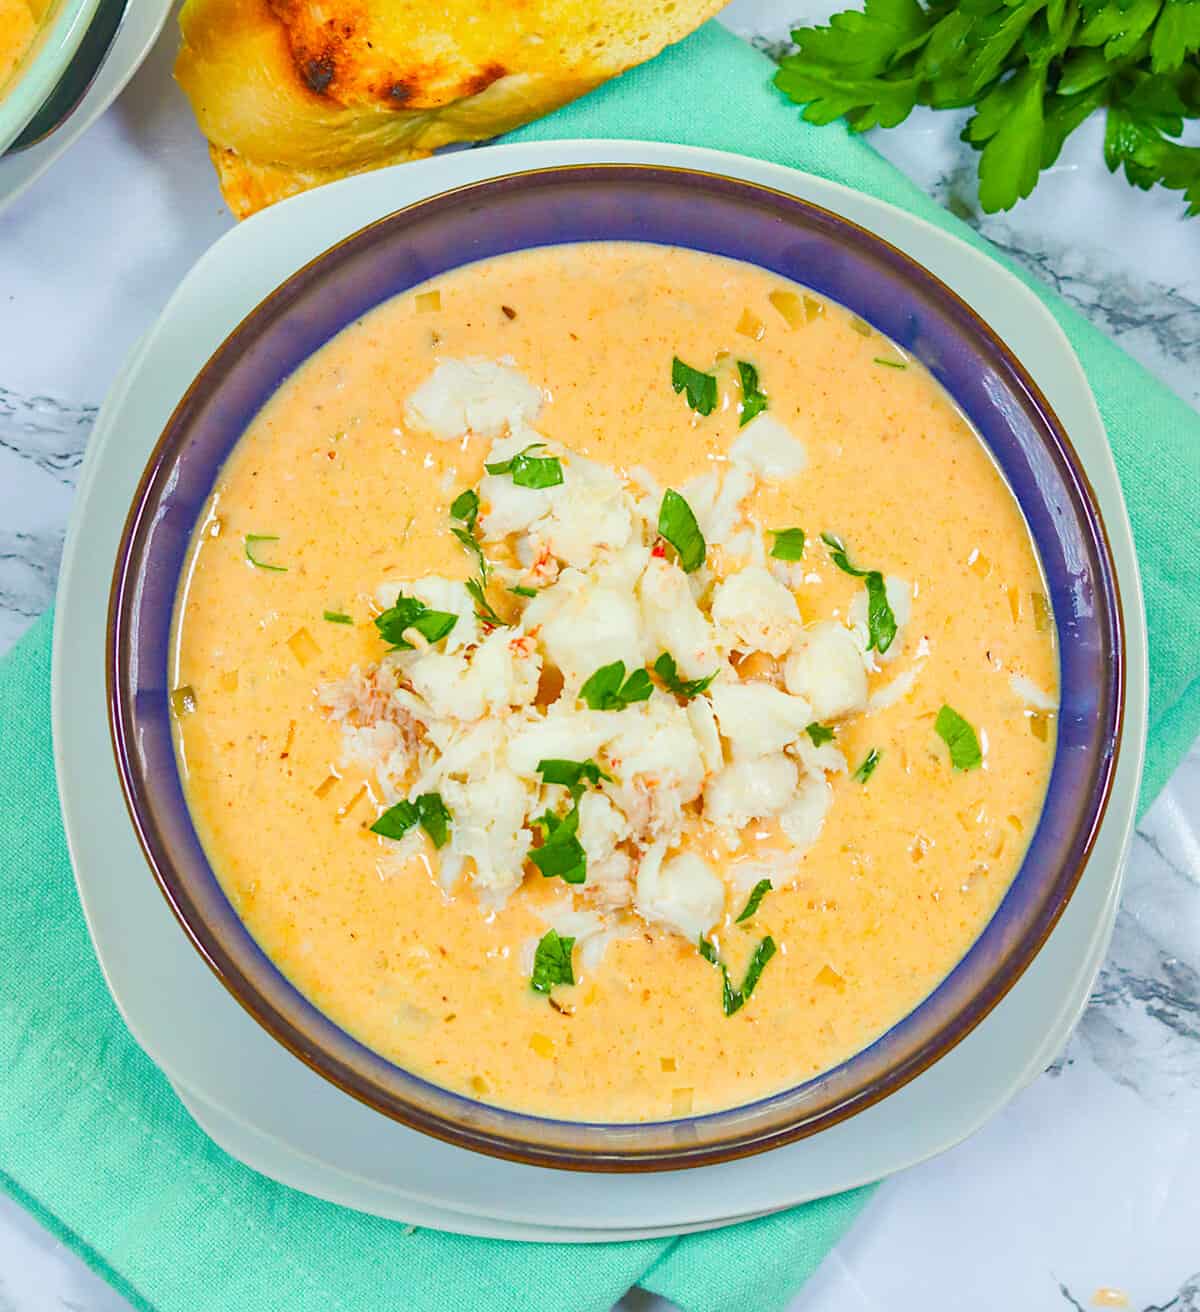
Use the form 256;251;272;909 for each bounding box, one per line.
773;0;1200;217
485;443;564;488
244;533;287;572
737;361;769;426
529;801;587;884
510;585;538;599
821;532;897;653
465;577;508;629
658;489;706;573
579;660;654;711
671;357;718;415
805;722;836;746
739;936;777;1003
935;704;984;770
653;651;717;699
374;593;458;650
735;878;773;923
323;610;353;624
853;748;881;784
371;794;453;847
698;934;778;1016
530;929;576;995
537;758;612;796
449;488;479;528
770;527;806;561
370;800;419;841
415;792;452;848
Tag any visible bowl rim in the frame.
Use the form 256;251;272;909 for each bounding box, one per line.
107;162;1126;1171
0;0;103;154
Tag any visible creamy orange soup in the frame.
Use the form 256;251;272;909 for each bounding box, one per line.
172;243;1058;1121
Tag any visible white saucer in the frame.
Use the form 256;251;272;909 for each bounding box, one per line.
0;0;172;212
53;141;1148;1239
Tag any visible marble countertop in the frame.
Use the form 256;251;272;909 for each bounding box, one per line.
1;2;1198;1308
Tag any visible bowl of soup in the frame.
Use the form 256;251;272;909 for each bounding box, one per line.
0;0;102;153
108;165;1124;1170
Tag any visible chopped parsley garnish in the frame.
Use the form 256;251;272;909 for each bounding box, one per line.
465;577;509;629
370;800;418;841
853;748;881;784
735;878;773;923
510;585;538;599
770;527;806;561
739;936;777;1003
244;533;287;572
370;793;453;847
698;934;778;1016
374;593;458;650
485;443;564;489
536;757;611;797
736;361;769;426
658;489;706;573
450;489;489;582
450;490;509;628
323;610;353;625
820;532;897;653
415;792;452;848
529;803;587;885
579;660;654;711
449;488;479;528
805;722;836;747
873;357;907;369
935;705;983;771
653;651;717;700
671;357;718;416
530;929;576;995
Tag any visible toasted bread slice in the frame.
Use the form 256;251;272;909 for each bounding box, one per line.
176;0;723;217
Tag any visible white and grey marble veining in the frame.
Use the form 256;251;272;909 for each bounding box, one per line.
2;2;1199;1309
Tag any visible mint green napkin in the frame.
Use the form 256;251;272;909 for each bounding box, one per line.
1;20;1197;1312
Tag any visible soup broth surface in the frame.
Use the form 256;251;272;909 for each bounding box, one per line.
173;243;1058;1121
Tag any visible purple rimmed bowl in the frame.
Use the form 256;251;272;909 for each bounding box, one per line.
108;165;1124;1171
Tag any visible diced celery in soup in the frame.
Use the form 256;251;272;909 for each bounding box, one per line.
171;244;1058;1122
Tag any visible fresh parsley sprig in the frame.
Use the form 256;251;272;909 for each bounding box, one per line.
671;357;718;415
653;651;717;700
580;660;654;711
370;792;453;847
374;593;458;651
821;531;898;654
774;0;1200;217
530;929;576;994
485;443;564;488
935;704;984;770
698;934;778;1016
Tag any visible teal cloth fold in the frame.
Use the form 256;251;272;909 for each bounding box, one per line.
1;19;1197;1312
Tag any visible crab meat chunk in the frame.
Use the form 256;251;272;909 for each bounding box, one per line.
532;456;635;566
526;568;643;690
604;698;706;805
505;703;610;778
710;565;802;658
783;622;869;721
637;555;720;679
709;680;813;758
440;765;535;902
405;358;542;441
704;752;798;830
635;846;725;943
406;627;541;721
779;775;833;855
577;791;635;909
729;413;807;479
